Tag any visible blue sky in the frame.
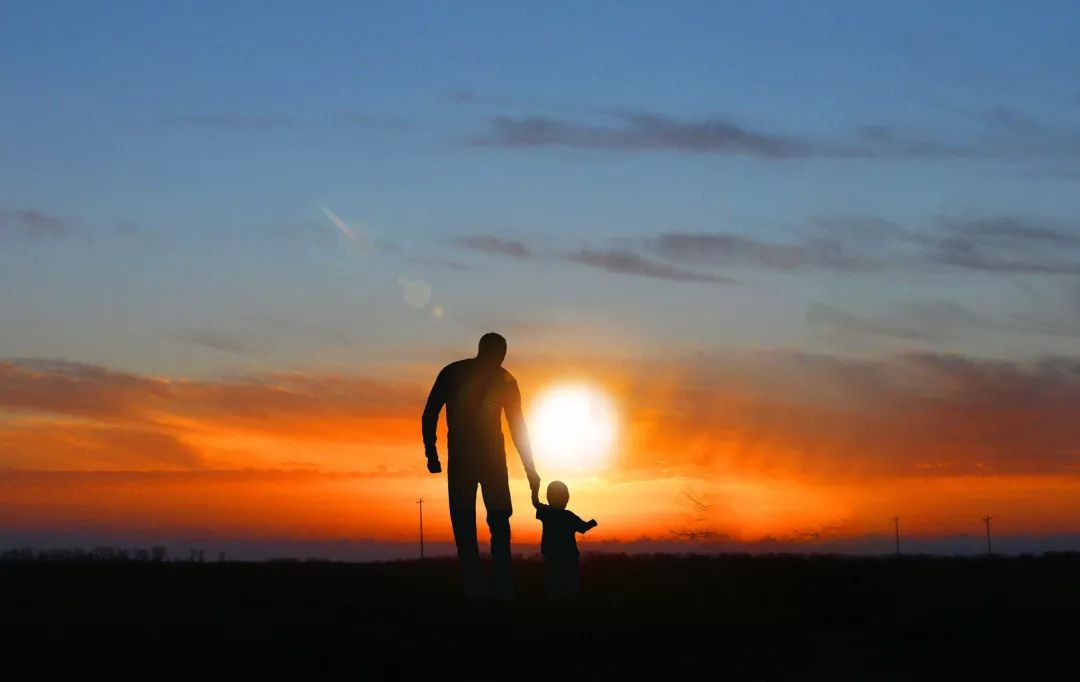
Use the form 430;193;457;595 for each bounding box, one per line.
4;1;1080;377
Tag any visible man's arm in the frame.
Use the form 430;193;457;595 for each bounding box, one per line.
505;375;540;493
421;368;447;473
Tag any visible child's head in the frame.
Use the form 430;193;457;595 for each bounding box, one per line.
546;480;570;509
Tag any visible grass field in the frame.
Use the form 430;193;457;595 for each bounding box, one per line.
6;553;1078;678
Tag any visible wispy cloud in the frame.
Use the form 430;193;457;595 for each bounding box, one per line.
469;105;1080;161
456;233;733;283
651;230;877;273
806;300;995;344
565;248;736;284
175;328;263;356
651;215;1080;277
458;234;534;260
0;208;70;240
472;112;814;158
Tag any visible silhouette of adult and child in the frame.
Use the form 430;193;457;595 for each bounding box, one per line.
422;332;597;601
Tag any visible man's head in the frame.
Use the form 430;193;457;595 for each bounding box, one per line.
476;332;507;366
546;480;570;510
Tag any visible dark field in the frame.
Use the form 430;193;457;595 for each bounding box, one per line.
5;553;1079;678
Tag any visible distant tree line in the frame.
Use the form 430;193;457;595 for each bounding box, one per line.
0;546;227;562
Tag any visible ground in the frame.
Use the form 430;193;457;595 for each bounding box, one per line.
5;553;1078;678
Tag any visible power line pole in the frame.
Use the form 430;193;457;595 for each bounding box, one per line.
892;516;901;556
417;498;425;560
982;516;992;556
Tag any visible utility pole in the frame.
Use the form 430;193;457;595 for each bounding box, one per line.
982;516;992;556
417;498;425;559
892;516;901;556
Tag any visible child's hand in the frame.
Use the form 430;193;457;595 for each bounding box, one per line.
588;519;598;528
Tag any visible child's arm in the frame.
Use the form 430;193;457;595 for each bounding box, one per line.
531;488;541;510
573;513;598;534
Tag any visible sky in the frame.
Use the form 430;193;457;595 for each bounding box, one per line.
2;1;1080;558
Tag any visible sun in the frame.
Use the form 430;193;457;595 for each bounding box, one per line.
528;383;618;474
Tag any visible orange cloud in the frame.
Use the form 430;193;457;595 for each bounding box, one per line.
2;353;1079;546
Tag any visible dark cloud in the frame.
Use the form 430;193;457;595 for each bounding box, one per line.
0;208;69;240
925;217;1080;275
649;215;1080;277
473;112;812;158
458;234;535;260
942;217;1080;244
565;248;736;284
456;233;735;283
652;230;874;272
470;104;1080;161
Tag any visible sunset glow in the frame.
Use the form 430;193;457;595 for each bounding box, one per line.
3;3;1080;560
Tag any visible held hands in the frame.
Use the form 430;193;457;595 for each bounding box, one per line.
527;469;541;495
426;454;442;474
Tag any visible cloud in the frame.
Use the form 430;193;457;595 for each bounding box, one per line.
924;217;1080;275
472;112;813;158
0;358;420;440
565;248;736;283
651;230;876;273
456;213;1080;286
458;234;535;260
0;424;206;470
470;104;1080;161
0;208;69;240
620;350;1080;478
4;351;1080;480
806;300;995;344
455;234;734;283
648;215;1080;277
175;328;263;356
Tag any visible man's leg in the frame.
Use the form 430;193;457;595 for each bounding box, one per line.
447;467;483;598
480;466;513;600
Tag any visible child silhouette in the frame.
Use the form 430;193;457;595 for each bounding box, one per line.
532;480;597;601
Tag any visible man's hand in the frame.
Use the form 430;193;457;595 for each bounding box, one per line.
427;457;442;474
527;469;541;494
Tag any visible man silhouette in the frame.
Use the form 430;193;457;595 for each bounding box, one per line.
422;332;540;600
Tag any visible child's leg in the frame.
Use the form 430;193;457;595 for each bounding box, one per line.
565;559;581;598
544;558;560;600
